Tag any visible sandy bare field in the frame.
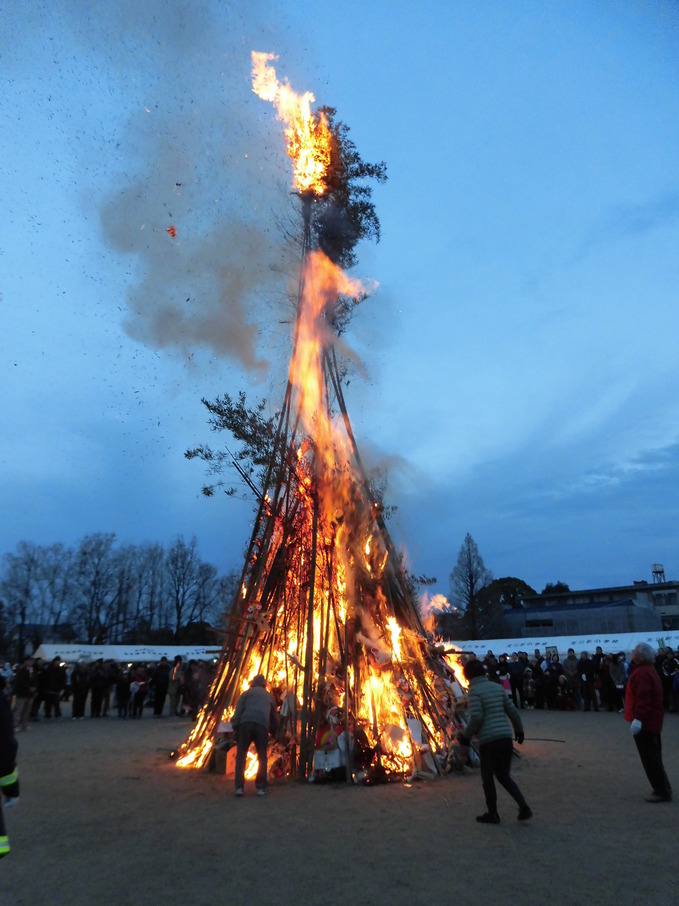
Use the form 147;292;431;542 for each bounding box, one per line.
1;704;677;906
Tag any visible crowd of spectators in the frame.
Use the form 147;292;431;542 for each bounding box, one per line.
0;654;216;729
1;645;678;730
478;645;679;714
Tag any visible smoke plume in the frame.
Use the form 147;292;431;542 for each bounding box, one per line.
85;1;301;373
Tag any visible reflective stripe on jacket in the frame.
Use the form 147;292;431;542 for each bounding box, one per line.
0;768;19;801
0;768;18;787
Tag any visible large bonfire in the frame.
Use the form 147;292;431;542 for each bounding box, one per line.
175;52;465;783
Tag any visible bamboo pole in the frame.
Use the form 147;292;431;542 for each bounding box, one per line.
325;347;427;637
298;488;319;780
343;602;352;783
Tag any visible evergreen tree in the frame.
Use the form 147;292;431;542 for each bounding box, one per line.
449;533;493;639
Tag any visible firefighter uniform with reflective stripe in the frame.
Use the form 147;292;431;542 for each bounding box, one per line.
0;681;19;858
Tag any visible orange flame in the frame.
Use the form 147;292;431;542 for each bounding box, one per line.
387;617;402;663
244;751;259;780
251;51;333;196
292;250;368;467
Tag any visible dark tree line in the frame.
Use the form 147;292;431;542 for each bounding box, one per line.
0;533;237;660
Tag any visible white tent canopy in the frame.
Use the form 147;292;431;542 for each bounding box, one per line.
444;630;679;661
32;644;221;664
33;631;679;666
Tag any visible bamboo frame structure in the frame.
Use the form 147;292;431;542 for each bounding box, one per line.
175;193;462;782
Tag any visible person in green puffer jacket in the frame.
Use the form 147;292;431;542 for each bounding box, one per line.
458;658;532;825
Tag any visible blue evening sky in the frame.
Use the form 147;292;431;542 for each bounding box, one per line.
3;1;679;599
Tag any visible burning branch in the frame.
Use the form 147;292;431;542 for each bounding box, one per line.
251;51;334;197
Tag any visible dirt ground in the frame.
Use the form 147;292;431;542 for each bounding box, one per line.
1;703;677;906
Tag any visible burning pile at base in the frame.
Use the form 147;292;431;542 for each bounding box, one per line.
175;53;468;784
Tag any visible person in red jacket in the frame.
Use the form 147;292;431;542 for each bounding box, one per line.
624;642;672;803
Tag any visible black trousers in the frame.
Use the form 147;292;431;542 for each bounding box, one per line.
72;690;88;718
234;721;269;791
153;685;168;716
479;737;528;815
582;680;599;711
44;691;61;718
634;730;671;797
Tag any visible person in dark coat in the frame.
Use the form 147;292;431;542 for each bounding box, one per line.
168;656;184;718
0;676;20;858
545;654;564;710
130;665;148;718
151;657;171;717
625;643;672;803
89;661;106;718
116;671;131;719
609;654;627;712
185;660;208;721
507;653;525;708
30;659;49;721
70;662;90;719
102;661;118;718
562;648;583;710
13;657;36;732
44;657;66;719
579;651;599;712
231;674;278;797
659;647;678;711
530;657;546;709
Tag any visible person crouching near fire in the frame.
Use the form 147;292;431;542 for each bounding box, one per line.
625;642;672;803
232;674;278;797
457;658;532;824
0;675;20;858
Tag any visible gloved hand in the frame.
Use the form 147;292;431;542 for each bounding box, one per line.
630;719;642;736
515;731;524;745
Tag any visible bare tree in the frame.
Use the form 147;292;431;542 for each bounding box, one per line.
0;534;230;647
0;541;40;659
34;543;74;634
125;543;166;641
192;561;221;622
71;533;118;644
108;545;139;643
165;536;201;638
